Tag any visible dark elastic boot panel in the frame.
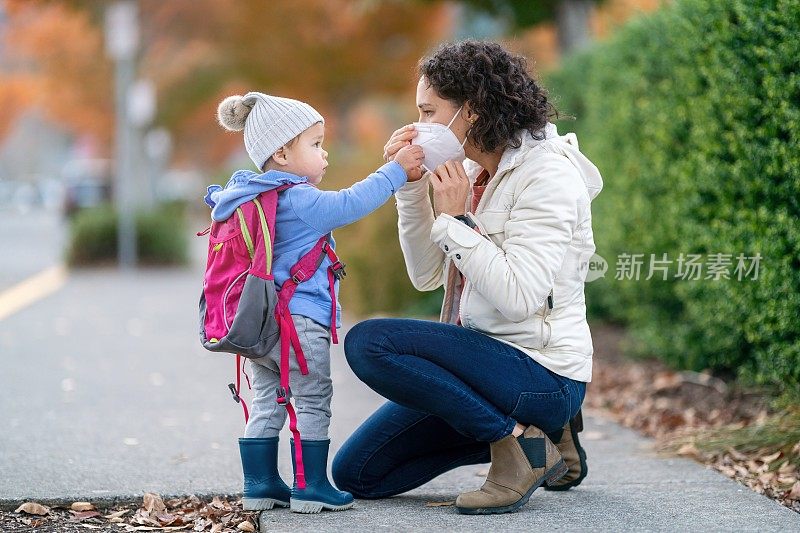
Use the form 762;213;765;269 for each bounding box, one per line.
517;436;546;469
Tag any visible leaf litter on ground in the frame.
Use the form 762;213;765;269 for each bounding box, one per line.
588;324;800;514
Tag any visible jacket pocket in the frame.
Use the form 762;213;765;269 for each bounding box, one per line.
476;210;508;236
541;314;552;349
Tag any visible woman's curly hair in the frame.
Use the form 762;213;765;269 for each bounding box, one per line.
418;40;556;153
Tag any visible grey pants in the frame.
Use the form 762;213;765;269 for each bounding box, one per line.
244;314;333;440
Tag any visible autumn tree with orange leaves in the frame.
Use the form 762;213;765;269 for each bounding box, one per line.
2;0;453;166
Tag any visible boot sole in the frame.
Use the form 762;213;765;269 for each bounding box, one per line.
290;498;354;514
242;497;290;510
456;459;568;515
544;421;588;491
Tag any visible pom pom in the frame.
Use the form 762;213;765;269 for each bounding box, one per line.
217;95;253;131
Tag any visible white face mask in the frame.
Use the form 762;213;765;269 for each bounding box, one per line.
412;106;468;173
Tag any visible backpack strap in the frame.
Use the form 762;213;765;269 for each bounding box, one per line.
273;233;346;490
232;183;346;490
250;184;297;276
235;207;256;260
228;354;250;424
273;236;327;490
321;239;346;344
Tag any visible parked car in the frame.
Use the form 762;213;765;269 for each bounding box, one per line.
61;159;112;217
63;179;112;217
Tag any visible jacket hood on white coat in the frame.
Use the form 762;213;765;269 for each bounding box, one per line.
466;123;603;202
543;127;603;202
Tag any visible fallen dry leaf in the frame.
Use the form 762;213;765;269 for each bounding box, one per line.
760;451;782;464
71;501;96;512
105;509;131;520
209;496;223;509
237;520;255;532
210;523;223;533
14;502;50;516
727;448;748;462
126;526;191;532
155;512;180;526
758;472;777;484
143;493;167;514
652;372;682;392
425;500;455;507
70;510;102;521
677;443;700;458
788;481;800;500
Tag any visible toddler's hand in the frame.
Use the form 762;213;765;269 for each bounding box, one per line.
395;145;425;181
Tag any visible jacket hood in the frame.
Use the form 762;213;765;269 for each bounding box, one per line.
470;124;603;202
204;169;307;221
540;128;603;201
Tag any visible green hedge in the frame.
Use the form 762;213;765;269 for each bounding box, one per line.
547;0;800;393
66;203;188;266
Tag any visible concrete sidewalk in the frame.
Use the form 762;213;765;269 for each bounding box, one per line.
1;257;798;530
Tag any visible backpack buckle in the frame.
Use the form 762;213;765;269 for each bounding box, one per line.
291;270;306;284
276;386;292;405
331;261;347;280
228;383;241;404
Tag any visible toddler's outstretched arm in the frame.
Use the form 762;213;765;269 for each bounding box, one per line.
290;146;424;235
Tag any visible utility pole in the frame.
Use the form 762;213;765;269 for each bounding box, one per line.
105;1;138;269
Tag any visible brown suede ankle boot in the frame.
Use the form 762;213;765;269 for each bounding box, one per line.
455;425;567;515
545;410;588;491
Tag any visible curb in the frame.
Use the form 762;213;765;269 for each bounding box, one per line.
0;492;242;512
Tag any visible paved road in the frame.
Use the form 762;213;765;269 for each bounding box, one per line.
0;209;798;531
0;209;66;291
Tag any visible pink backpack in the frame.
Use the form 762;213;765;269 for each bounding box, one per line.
197;185;345;489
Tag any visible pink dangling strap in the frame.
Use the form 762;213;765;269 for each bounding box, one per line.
230;354;250;424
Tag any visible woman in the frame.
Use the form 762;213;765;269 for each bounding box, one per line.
332;40;603;515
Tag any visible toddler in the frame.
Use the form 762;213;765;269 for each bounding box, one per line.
207;92;423;513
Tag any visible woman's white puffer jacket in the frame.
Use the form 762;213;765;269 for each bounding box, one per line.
395;126;603;382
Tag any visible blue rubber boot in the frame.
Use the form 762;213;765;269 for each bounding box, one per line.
290;439;354;513
239;437;290;510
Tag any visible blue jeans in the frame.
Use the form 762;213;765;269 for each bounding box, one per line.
332;318;585;498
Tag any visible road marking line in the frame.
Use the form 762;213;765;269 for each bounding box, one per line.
0;265;68;322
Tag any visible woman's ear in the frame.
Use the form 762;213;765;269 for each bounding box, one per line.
464;102;478;125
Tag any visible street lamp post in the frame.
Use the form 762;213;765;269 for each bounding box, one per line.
105;0;139;269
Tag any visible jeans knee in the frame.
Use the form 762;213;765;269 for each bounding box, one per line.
330;448;350;490
331;445;367;497
344;319;389;378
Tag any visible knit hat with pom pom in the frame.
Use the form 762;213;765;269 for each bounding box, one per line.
217;92;324;171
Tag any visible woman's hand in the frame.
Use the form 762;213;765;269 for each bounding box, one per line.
430;160;470;217
384;125;424;182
